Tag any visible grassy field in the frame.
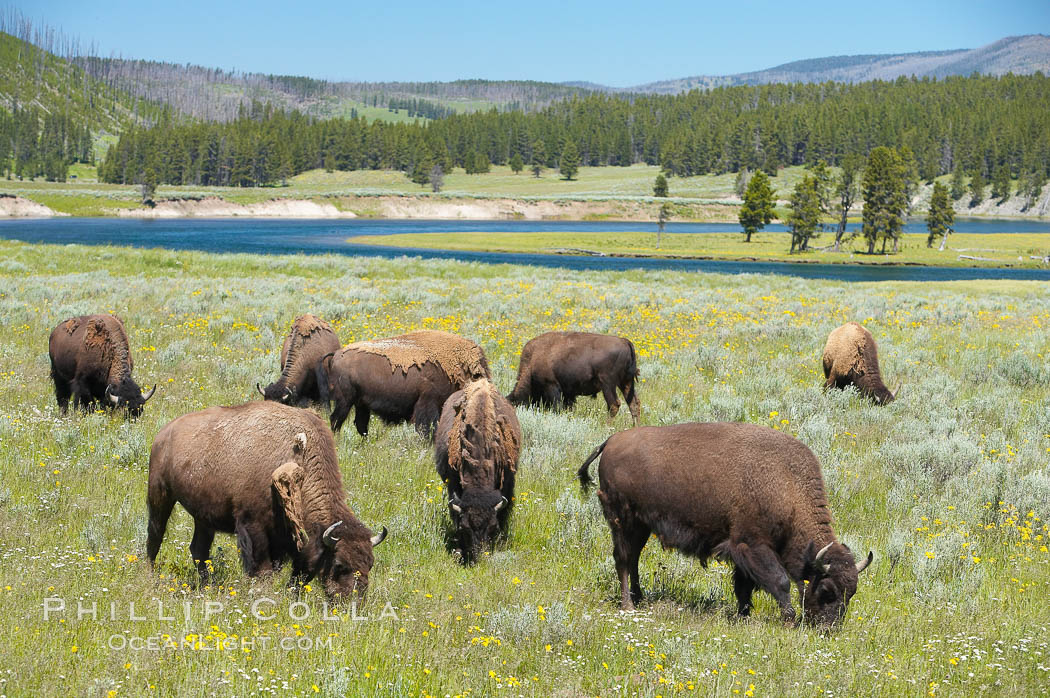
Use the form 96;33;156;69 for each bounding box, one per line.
347;230;1050;269
1;241;1049;696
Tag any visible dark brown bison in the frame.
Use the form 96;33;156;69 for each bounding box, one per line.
48;314;156;417
507;331;640;425
258;314;341;405
146;401;387;598
317;330;490;437
822;322;899;405
434;379;521;564
578;422;873;627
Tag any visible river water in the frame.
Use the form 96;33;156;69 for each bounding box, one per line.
2;217;1048;282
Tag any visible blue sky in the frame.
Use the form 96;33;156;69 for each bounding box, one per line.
12;0;1050;86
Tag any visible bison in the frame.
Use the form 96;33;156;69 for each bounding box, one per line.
146;401;387;599
48;314;156;417
822;322;899;404
578;422;873;627
434;379;521;564
317;330;490;437
258;314;341;405
508;331;640;425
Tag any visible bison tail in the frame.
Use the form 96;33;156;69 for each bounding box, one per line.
315;352;335;410
626;338;640;378
577;437;610;491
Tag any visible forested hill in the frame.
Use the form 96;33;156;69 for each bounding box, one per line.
0;31;167;180
622;35;1050;93
74;58;596;122
101;74;1050;194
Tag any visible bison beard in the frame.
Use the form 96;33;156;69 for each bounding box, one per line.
507;331;640;425
146;402;387;599
578;422;873;627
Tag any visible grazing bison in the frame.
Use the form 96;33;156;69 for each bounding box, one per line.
258;314;341;405
317;330;490;437
146;401;388;598
578;422;873;626
508;331;640;425
48;314;156;417
822;322;899;404
434;379;521;564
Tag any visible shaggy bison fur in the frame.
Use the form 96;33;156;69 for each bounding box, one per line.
258;314;341;406
578;422;872;627
822;322;899;404
434;380;521;564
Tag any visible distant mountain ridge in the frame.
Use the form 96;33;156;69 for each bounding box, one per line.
618;35;1050;93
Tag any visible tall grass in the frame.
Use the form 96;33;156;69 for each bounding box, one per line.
0;240;1047;695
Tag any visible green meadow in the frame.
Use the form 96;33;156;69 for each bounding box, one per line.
0;240;1048;696
348;230;1050;269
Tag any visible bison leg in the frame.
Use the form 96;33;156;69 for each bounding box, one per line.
189;524;216;582
412;395;443;439
72;376;94;411
539;382;562;409
620;378;640;427
53;378;73;415
235;519;272;577
725;542;795;624
732;567;757;617
146;485;175;568
353;404;371;436
600;381;621;421
612;522;650;610
329;399;353;432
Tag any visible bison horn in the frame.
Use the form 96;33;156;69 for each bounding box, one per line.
449;496;462;514
494;496;508;512
256;383;266;397
891;383;902;400
814;541;835;571
856;550;874;573
282;388;292;403
105;385;120;406
322;521;344;548
370;527;388;547
142;385;157;402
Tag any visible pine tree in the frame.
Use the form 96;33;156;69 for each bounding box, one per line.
950;163;967;200
559;140;579;180
653;173;668;197
991;164;1011;202
734;168;752;198
531;139;546;178
833;154;863;251
429;163;444;193
861;146;907;254
656;202;672;248
788;174;821;253
509;153;523;174
969;169;986;207
926;181;954;248
738;170;775;243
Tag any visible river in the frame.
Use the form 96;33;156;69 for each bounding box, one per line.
1;217;1048;282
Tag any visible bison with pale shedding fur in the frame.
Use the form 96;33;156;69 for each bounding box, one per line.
578;422;872;627
434;379;521;564
147;401;387;599
822;321;899;404
48;314;156;417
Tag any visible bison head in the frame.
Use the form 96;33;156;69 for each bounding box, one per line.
106;380;156;417
801;541;873;627
258;382;295;404
449;489;508;564
272;462;387;599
